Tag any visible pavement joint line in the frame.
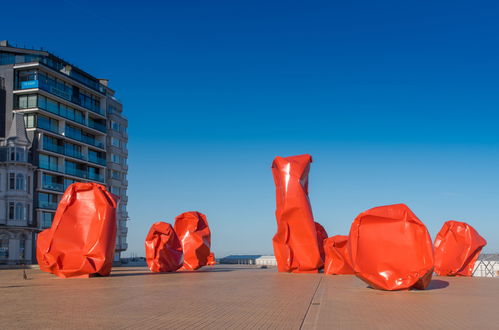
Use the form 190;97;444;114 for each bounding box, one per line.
299;275;323;330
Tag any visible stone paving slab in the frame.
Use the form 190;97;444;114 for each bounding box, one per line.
0;265;497;329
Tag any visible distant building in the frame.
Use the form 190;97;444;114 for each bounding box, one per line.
219;255;277;267
0;111;35;264
0;40;129;264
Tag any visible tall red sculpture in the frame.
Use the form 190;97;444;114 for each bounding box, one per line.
174;211;211;270
315;222;328;263
324;235;354;275
272;154;323;273
434;221;487;276
349;204;434;290
145;222;183;272
36;183;118;278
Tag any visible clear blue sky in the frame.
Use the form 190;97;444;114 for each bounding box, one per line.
2;0;499;256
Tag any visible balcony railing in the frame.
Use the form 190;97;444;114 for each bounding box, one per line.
39;160;59;172
88;154;107;166
65;167;104;182
38;120;59;134
42;181;65;192
38;201;58;210
64;147;85;160
65;130;105;149
43;142;64;154
88;120;107;133
88;172;104;182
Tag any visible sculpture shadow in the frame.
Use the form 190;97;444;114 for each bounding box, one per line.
425;279;449;290
109;267;253;277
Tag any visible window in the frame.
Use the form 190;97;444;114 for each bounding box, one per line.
111;137;120;148
15;203;24;220
111;154;120;164
39;154;58;171
16;173;25;190
24;113;35;128
9;173;15;189
16;94;37;109
111;120;120;131
8;202;14;220
111;186;120;196
38;192;58;209
112;170;121;180
9;147;15;161
41;212;54;229
15;147;25;161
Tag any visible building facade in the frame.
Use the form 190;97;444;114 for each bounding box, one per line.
0;41;128;264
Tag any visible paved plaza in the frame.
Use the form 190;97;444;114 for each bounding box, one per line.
0;265;497;329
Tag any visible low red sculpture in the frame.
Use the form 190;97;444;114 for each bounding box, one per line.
174;211;211;270
272;154;323;273
324;235;354;275
315;222;328;263
349;204;434;290
145;222;183;272
36;183;118;278
434;221;487;276
207;252;216;266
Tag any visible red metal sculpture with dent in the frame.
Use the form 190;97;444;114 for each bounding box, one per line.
272;154;323;273
145;222;183;272
324;235;355;275
174;211;211;270
348;204;434;290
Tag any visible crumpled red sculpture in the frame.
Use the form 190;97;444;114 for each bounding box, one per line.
349;204;434;290
207;252;216;266
36;183;118;278
434;221;487;276
174;211;211;270
145;222;183;272
324;235;355;275
315;222;328;263
272;154;323;273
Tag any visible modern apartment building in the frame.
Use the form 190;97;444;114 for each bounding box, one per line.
0;40;128;264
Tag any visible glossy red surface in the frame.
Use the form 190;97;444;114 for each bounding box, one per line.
324;235;355;275
145;222;183;272
272;154;323;273
36;183;118;278
174;211;211;270
315;222;328;263
434;221;487;276
207;252;216;266
349;204;434;290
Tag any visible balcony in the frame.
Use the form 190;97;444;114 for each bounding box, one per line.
42;181;65;192
37;120;59;134
87;172;104;182
65;167;87;179
65;130;105;149
38;201;58;210
88;120;107;133
39;160;59;173
88;153;107;166
64;147;85;161
43;142;64;154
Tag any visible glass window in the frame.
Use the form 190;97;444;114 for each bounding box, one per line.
15;203;24;220
24;113;36;128
15;147;25;162
16;173;25;190
27;94;37;108
9;173;15;189
39;154;59;171
18;95;28;108
111;154;120;164
8;202;14;220
46;98;58;114
111;137;120;148
41;212;54;229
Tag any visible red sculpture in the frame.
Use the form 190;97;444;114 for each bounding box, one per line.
207;252;216;266
145;222;183;272
36;183;118;278
349;204;434;290
174;211;211;270
315;222;328;263
272;154;323;273
324;235;354;275
434;221;487;276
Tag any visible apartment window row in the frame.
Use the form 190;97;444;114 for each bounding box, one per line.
16;94;85;125
7;172;30;192
39;154;103;181
16;69;102;114
7;201;31;221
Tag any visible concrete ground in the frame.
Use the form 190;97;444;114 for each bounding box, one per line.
0;265;497;329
